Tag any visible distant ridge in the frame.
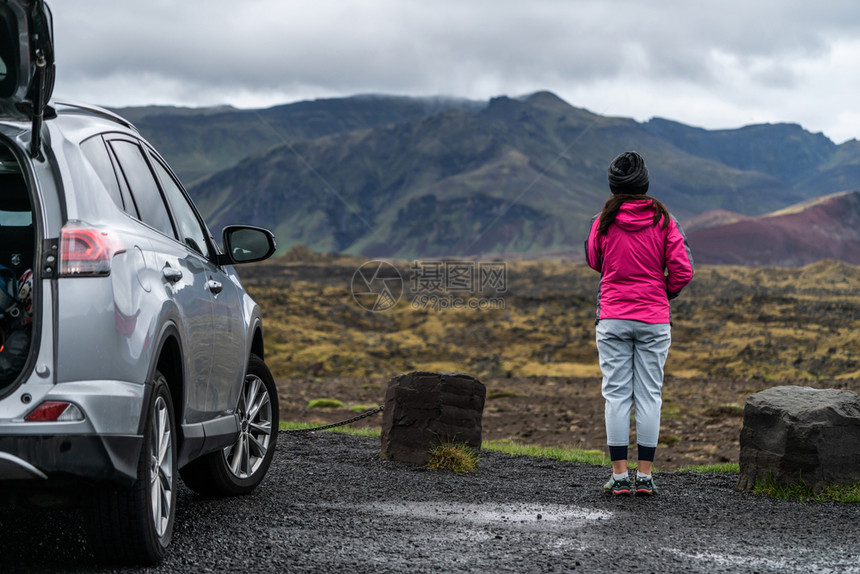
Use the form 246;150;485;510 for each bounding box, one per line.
683;209;752;232
687;191;860;266
115;95;484;184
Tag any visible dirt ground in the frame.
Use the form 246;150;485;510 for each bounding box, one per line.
276;375;860;471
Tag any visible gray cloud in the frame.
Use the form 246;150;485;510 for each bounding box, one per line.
48;0;860;142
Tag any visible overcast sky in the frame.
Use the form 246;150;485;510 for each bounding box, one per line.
50;1;860;143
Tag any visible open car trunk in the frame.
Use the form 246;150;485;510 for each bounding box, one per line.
0;1;53;391
0;141;36;392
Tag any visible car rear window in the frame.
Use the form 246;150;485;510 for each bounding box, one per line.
109;140;176;239
80;136;126;211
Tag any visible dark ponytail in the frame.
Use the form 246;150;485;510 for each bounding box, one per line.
597;194;670;236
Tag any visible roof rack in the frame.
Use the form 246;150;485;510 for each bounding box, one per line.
52;101;138;132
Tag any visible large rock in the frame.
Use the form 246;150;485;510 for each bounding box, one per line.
737;386;860;492
380;371;486;465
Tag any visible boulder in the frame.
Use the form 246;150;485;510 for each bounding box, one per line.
380;371;486;465
737;385;860;492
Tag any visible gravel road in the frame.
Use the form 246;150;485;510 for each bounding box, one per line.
2;430;858;573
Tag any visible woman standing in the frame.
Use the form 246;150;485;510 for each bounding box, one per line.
585;151;693;496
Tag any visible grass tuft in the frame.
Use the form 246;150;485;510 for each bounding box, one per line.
482;439;612;467
677;462;740;473
349;404;379;412
703;403;745;418
425;442;479;473
753;477;860;503
659;435;681;445
307;398;345;409
280;421;323;431
331;425;381;438
487;390;521;399
279;421;381;437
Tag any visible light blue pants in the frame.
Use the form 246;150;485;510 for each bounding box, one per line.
596;319;671;449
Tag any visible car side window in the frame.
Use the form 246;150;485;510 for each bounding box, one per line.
109;140;176;239
150;154;211;259
79;136;129;214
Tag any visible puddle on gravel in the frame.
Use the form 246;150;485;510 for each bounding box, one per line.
664;548;849;574
357;502;611;530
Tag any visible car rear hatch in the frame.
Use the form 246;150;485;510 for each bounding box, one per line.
0;0;54;156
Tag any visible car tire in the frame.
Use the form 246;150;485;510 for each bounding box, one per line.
180;354;278;496
87;372;177;564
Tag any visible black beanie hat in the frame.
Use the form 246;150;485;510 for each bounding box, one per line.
608;151;649;195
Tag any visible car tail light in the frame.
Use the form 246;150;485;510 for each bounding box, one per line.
60;223;125;276
24;401;85;422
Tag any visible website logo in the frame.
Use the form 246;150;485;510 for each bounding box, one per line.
351;261;403;312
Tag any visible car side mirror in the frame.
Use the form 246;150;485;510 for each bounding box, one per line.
218;225;276;265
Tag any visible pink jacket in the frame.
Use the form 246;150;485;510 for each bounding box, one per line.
585;199;693;324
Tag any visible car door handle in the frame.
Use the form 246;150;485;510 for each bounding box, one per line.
163;267;183;283
207;280;223;294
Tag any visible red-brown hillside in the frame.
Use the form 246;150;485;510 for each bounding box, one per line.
686;190;860;266
683;209;752;232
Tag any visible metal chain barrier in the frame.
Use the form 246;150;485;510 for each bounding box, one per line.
285;405;384;433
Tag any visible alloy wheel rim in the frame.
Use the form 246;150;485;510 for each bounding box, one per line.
149;395;173;538
223;374;272;479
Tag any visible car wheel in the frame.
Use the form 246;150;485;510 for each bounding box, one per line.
180;354;278;496
87;372;176;564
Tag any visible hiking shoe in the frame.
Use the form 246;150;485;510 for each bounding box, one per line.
603;476;632;496
634;475;658;496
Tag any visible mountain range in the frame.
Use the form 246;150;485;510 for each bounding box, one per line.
114;91;860;265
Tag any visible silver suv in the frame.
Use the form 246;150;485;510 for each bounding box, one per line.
0;1;280;564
